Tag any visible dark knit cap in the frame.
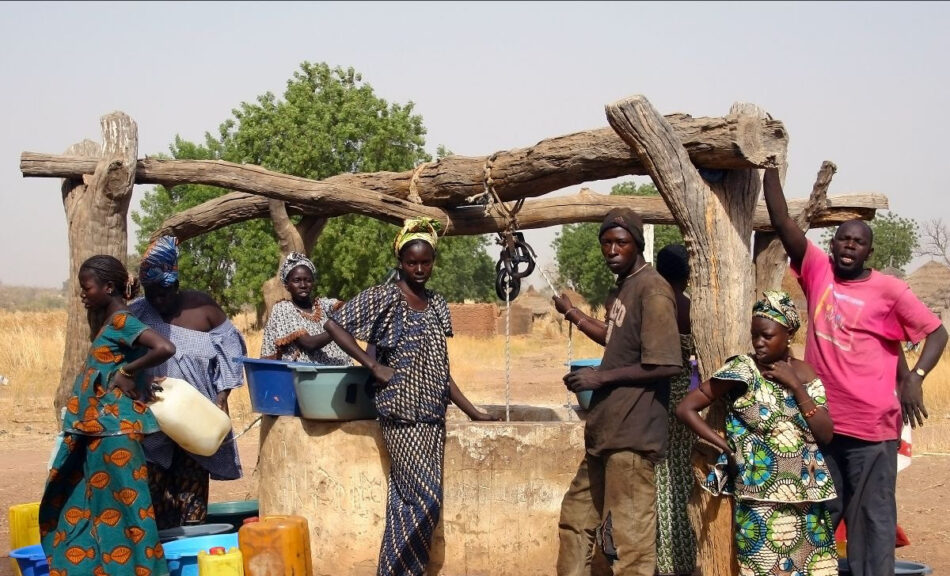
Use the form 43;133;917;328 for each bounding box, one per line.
599;208;645;251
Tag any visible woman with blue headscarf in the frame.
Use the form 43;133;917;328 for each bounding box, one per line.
676;291;838;575
130;235;248;529
259;252;350;365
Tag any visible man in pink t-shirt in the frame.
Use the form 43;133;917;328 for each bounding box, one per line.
763;168;947;576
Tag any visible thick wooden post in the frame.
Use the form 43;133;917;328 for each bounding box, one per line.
606;96;778;575
753;161;836;295
55;112;138;415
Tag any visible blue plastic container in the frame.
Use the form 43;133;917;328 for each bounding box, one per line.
837;559;932;575
9;544;48;576
292;364;378;421
239;356;308;416
568;358;601;409
163;532;239;576
157;523;235;543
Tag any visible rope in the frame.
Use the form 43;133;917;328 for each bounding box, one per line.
482;152;524;232
566;322;575;419
407;161;431;204
504;270;511;423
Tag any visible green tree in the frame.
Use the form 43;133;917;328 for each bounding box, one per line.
820;211;919;274
134;62;494;314
552;181;682;304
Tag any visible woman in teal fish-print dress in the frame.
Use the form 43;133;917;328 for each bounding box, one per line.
40;255;176;576
676;291;838;575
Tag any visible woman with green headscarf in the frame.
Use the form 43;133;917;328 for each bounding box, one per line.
676;291;839;575
324;217;498;576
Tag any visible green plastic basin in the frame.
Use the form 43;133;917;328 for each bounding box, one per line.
292;365;379;421
205;500;259;532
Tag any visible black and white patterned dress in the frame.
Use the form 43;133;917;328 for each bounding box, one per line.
329;283;453;576
260;298;350;365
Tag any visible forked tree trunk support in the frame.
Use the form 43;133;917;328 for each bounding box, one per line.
606;95;769;575
56;112;138;415
754;161;840;295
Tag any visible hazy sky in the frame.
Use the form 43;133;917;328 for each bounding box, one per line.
2;1;948;288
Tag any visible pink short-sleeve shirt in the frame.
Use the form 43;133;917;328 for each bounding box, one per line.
794;240;942;441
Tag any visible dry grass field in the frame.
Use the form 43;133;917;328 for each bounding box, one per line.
2;308;947;450
1;308;949;574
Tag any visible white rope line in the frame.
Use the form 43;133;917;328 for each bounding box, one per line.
504;271;512;423
567;322;575;417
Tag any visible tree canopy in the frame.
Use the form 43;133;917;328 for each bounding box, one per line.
552;181;682;304
820;210;919;274
133;62;494;318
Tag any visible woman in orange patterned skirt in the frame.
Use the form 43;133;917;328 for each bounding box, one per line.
39;255;176;576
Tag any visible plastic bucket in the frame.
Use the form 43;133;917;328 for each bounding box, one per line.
292;364;378;420
238;357;307;416
837;559;932;575
9;544;48;576
206;500;259;533
163;532;240;576
568;359;601;409
158;523;235;543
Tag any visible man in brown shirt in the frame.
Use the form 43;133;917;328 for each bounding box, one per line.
553;208;683;576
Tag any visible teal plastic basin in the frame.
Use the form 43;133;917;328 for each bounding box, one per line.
292;365;379;421
205;500;259;532
569;358;601;409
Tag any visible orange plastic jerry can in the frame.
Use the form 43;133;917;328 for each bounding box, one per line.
238;514;312;576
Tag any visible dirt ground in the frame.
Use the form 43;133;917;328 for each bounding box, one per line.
1;355;948;575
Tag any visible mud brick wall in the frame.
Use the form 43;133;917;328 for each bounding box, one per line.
494;303;532;336
449;303;499;337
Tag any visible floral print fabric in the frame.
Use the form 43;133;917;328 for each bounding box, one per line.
704;354;836;504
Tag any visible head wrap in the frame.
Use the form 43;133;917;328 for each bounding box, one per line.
599;208;645;252
393;217;441;258
139;236;179;287
752;290;801;332
656;244;689;283
280;252;317;283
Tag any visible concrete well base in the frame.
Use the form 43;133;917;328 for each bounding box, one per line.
257;405;587;576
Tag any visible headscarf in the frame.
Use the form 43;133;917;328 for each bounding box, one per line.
599;208;645;252
139;235;179;287
752;290;801;332
393;217;441;258
280;252;317;284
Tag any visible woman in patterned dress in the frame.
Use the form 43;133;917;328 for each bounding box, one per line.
676;291;838;576
261;252;351;365
40;255;176;575
131;235;248;529
654;244;697;575
325;218;498;576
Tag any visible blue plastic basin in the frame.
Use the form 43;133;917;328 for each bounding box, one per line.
239;356;309;416
568;358;601;409
10;544;48;576
292;364;378;421
838;559;932;575
163;532;239;576
157;523;235;543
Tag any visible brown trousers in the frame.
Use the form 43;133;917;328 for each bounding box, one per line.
557;452;657;576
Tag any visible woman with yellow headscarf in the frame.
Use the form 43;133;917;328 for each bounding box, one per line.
325;218;497;576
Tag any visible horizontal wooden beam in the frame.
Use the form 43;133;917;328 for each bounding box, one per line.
148;187;885;242
21;111;787;209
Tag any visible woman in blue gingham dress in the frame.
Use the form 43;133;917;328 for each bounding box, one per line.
326;218;496;576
